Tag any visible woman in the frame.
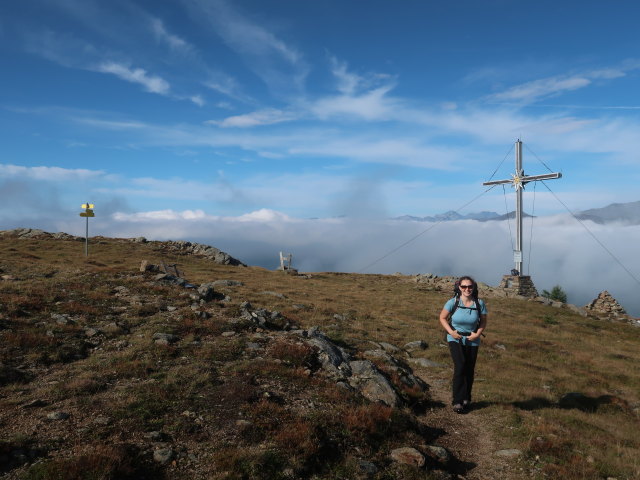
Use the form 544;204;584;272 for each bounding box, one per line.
439;276;487;414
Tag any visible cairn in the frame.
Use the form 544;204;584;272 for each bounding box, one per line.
584;291;627;320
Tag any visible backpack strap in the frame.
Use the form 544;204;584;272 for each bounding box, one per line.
447;294;460;324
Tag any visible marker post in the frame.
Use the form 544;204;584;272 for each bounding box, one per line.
79;203;95;256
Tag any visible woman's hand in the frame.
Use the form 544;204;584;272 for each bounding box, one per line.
466;332;480;341
450;330;462;340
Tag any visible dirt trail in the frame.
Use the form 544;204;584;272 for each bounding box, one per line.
416;370;526;479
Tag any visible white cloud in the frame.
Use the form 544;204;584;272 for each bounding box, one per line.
235;208;293;222
0;163;105;181
113;209;207;221
329;56;362;95
190;95;205;107
212;108;297;128
311;86;397;121
486;65;634;105
96;61;170;94
186;0;308;95
489;75;591;103
150;17;191;53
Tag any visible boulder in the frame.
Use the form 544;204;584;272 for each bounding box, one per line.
348;360;401;407
389;447;425;467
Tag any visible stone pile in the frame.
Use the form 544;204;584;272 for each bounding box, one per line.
584;291;628;320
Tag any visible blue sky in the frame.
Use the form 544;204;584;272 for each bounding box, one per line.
2;0;640;222
3;1;640;314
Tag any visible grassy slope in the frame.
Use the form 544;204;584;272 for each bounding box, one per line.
0;235;639;479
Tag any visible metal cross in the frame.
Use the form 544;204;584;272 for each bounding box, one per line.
483;140;562;275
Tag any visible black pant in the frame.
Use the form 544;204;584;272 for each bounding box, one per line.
448;341;479;405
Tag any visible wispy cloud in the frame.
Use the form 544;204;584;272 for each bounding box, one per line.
150;17;192;54
212;108;297;128
486;67;630;105
96;61;170;95
186;0;309;96
311;85;397;121
0;164;106;181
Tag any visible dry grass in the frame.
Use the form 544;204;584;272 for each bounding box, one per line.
1;234;639;479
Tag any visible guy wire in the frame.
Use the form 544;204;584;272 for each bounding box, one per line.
541;181;640;286
358;184;497;273
527;181;537;276
525;144;557;174
502;184;514;252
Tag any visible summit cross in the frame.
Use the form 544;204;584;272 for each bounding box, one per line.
483;140;562;276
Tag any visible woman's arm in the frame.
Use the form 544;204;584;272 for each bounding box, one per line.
439;308;461;340
468;313;487;341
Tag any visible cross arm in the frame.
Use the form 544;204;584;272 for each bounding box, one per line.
483;172;561;186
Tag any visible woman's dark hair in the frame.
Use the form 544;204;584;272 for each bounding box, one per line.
455;275;479;299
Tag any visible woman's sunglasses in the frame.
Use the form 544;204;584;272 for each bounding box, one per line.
459;285;474;290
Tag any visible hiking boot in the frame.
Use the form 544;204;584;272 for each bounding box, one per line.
452;404;464;414
462;400;471;411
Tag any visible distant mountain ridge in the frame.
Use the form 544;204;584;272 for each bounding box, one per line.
395;200;640;225
575;200;640;225
394;210;501;222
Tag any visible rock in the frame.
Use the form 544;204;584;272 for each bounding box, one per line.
197;284;216;302
52;232;78;240
153;448;174;465
212;279;243;287
144;431;166;442
425;445;451;464
585;291;628;321
348;360;401;407
93;416;111;425
495;449;522;458
221;331;236;337
260;291;285;298
51;313;74;325
566;304;587;317
84;327;100;338
304;330;352;379
163;240;245;266
46;411;70;421
389;447;425;467
22;399;48;409
408;358;445;368
140;260;158;272
357;460;378;475
153;333;180;345
403;340;428;352
102;322;127;336
378;342;401;353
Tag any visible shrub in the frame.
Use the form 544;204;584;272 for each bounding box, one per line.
22;444;152;480
542;285;567;303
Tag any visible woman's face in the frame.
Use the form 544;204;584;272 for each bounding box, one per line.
459;280;474;297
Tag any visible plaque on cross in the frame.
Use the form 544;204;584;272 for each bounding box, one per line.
483;140;562;275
